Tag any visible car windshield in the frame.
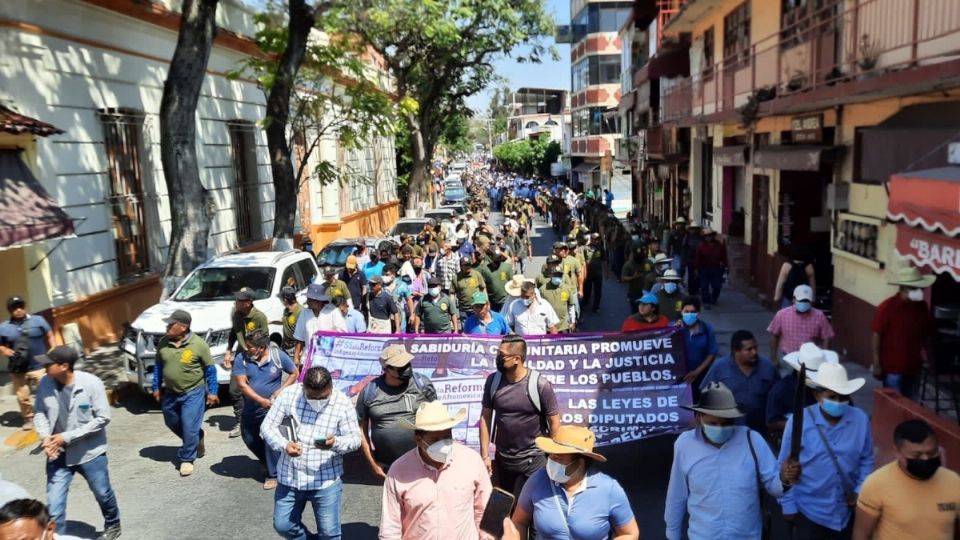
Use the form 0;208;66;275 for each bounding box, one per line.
425;211;453;221
391;221;428;236
317;244;357;266
174;267;276;301
445;187;465;197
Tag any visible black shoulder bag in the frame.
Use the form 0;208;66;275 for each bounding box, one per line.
746;431;772;540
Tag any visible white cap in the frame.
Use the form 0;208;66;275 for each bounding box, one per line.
793;284;814;302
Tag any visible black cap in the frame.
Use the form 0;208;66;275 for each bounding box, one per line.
552;241;566;250
279;286;297;299
37;346;78;367
235;287;255;301
324;266;337;276
6;295;25;310
163;309;192;326
427;277;441;287
567;240;577;249
550;267;564;276
546;254;561;264
459;256;473;266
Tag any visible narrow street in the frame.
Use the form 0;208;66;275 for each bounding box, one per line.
0;209;877;539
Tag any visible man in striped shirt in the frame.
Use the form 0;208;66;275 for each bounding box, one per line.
261;366;361;540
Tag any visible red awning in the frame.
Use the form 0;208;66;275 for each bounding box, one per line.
0;105;65;137
887;168;960;237
0;150;74;249
896;224;960;281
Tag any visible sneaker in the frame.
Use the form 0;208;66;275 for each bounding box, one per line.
21;420;34;431
263;478;278;490
98;525;122;540
197;436;206;459
179;462;194;477
229;425;241;439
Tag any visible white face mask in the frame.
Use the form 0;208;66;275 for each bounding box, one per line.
423;438;454;465
429;287;441;297
545;458;576;483
907;288;924;302
306;398;328;412
382;275;395;285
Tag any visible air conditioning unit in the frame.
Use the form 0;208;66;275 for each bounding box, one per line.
826;183;849;211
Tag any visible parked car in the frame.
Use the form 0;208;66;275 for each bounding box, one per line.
120;250;319;392
316;237;398;273
443;184;467;205
388;217;437;241
441;203;467;216
423;208;456;225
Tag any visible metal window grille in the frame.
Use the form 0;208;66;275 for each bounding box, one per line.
228;122;261;243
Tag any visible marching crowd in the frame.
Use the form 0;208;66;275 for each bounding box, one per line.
0;165;958;540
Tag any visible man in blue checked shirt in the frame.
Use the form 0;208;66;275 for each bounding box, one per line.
777;361;874;540
261;366;361;540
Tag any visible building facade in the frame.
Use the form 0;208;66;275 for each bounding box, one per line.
0;0;398;353
647;0;960;366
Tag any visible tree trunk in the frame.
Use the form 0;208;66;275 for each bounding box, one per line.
159;0;219;296
406;113;428;212
267;0;315;247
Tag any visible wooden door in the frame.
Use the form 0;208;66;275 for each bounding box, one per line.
750;174;769;288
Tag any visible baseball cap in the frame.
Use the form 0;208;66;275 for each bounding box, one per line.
427;277;440;287
324;266;337;276
37;346;79;367
471;291;489;305
369;275;384;285
162;309;192;326
345;255;358;269
546;254;561;264
279;286;297;299
235;287;255;301
379;344;415;368
637;292;659;305
306;283;327;301
6;295;25;310
552;241;566;250
793;284;814;302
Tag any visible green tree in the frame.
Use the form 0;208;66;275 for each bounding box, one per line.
493;136;560;177
440;112;474;156
346;0;555;210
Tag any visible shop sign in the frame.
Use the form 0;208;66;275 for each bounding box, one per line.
896;225;960;281
791;114;823;144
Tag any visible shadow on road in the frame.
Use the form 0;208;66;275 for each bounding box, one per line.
0;411;25;428
342;522;379;540
205;414;238;433
65;520;98;539
139;445;179;463
209;455;262;481
342;453;388;487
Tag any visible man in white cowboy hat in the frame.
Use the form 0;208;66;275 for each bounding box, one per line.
768;284;835;375
777;362;875;540
870;265;936;399
357;344;437;480
653;269;686;322
693;228;728;308
510;425;640;540
766;342;839;440
379;400;491;540
665;382;790;540
643;253;673;292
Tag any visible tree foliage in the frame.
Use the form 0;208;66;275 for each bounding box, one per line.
439;112;474;156
344;0;556;209
493;136;561;178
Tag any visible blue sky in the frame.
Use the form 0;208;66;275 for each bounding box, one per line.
465;0;571;114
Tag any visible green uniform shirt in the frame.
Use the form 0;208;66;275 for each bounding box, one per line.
540;282;575;331
586;245;605;274
282;303;303;349
411;244;425;258
486;260;514;306
561;255;582;283
621;260;646;297
323;279;351;304
416;294;458;333
156;333;215;394
656;290;684;322
451;270;485;310
231;307;268;351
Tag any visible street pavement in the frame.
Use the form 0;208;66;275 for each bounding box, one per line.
0;209;876;539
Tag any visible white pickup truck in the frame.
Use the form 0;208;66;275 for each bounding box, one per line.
120;250;319;392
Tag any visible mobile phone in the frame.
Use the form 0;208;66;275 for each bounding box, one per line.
479;487;516;538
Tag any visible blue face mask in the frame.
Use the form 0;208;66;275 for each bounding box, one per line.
550;277;562;286
664;282;678;294
702;424;735;445
795;301;812;313
821;398;849;417
682;312;699;326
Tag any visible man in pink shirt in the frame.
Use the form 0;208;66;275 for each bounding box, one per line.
767;284;835;374
379;400;492;540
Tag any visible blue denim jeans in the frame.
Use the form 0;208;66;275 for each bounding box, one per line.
47;453;120;534
700;266;724;305
273;479;343;540
160;385;206;463
241;408;279;479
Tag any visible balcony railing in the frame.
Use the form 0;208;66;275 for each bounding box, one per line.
661;0;960;123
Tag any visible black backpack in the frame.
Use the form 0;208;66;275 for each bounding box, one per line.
783;261;810;298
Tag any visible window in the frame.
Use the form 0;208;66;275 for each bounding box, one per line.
280;265;299;290
100;108;149;280
572;55;622;91
574;107;620;137
228;121;261;243
173;267;276;301
723;2;751;68
702;28;715;78
571;3;633;42
296;259;318;286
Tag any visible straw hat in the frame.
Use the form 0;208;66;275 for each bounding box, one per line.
682;382;744;418
379;344;414;368
783;342;839;373
659;269;683;281
808;363;865;396
535;425;607;462
651;253;673;266
400;401;467;431
505;275;530;297
888;266;936;288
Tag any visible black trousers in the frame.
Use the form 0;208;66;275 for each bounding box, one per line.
583;274;602;311
792;511;852;540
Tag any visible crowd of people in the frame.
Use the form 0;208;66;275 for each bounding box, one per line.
0;163;957;540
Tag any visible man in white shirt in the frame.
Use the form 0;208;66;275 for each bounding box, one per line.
293;284;347;366
505;281;559;336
